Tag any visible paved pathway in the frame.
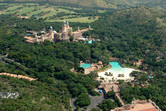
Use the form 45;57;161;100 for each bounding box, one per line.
0;55;27;69
87;95;104;110
70;95;104;111
115;93;125;106
112;84;125;106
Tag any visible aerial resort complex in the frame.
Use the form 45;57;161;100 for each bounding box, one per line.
1;1;166;111
24;21;93;43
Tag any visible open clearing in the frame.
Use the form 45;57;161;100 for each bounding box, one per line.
49;16;99;23
0;3;99;23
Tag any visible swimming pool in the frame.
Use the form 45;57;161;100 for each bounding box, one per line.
108;61;130;75
109;62;123;69
98;61;135;81
80;63;91;68
88;40;92;44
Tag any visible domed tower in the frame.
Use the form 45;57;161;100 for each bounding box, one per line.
77;27;80;32
67;21;69;28
41;34;44;42
62;21;67;32
35;33;38;42
89;25;91;29
50;26;54;40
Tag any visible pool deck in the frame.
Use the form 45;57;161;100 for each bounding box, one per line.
80;61;103;74
97;62;136;83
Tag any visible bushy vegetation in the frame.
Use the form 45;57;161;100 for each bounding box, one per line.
98;99;117;111
0;75;71;111
120;76;166;110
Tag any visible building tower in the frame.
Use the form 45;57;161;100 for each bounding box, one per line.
68;27;73;36
50;26;54;40
35;33;38;42
67;22;69;28
62;21;67;32
41;34;44;42
89;25;91;29
77;27;80;31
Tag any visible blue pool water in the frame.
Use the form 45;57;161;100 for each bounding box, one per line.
109;62;123;69
98;61;135;80
80;63;91;68
88;40;92;44
149;76;152;79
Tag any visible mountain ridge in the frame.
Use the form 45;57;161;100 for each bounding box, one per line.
1;0;166;10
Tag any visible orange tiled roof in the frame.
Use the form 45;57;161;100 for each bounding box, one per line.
129;103;157;111
140;108;158;111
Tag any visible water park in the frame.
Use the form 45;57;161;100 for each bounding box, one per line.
97;61;136;83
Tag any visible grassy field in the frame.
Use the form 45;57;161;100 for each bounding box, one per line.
0;3;99;23
18;7;35;15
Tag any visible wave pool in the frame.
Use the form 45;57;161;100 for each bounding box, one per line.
98;61;135;82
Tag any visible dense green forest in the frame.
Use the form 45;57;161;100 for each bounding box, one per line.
0;4;166;110
0;75;71;111
90;7;166;72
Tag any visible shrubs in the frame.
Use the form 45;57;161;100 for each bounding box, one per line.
106;91;115;99
89;90;100;96
98;100;117;111
76;93;91;108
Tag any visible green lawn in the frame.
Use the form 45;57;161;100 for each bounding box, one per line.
0;3;100;23
18;7;35;15
26;10;43;17
6;5;21;12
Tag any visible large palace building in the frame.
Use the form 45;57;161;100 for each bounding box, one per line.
24;21;92;43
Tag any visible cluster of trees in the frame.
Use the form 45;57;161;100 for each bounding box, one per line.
0;75;71;111
130;71;148;84
120;76;166;110
98;100;118;111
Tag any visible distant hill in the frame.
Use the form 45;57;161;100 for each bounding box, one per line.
90;7;166;72
1;0;166;10
0;76;70;111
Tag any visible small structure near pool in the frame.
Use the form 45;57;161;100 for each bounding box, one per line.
99;90;103;93
149;76;152;79
80;61;103;74
88;40;93;44
80;63;91;69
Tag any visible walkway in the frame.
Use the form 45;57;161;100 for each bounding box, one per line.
0;73;36;81
0;54;28;69
115;93;125;106
88;95;104;110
